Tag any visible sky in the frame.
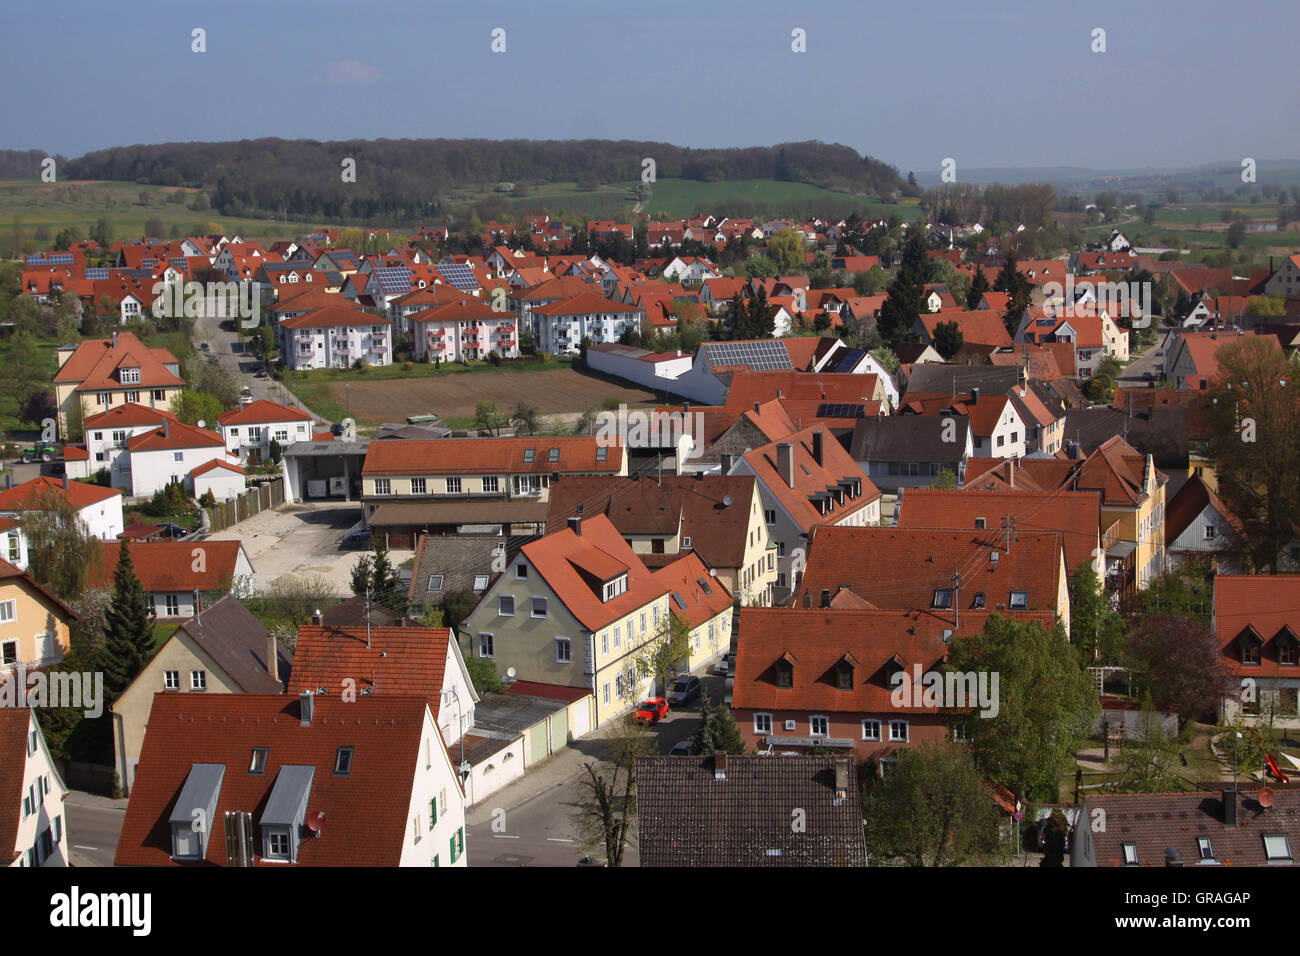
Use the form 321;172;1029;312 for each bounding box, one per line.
2;0;1297;174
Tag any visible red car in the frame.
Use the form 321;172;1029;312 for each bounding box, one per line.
634;697;670;724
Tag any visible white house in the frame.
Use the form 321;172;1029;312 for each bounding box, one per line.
661;257;721;284
191;459;246;501
409;298;520;363
1;709;69;867
92;540;255;620
126;420;235;497
584;343;693;395
279;305;393;370
83;403;180;491
216;400;314;465
530;292;645;355
966;392;1027;459
0;477;123;546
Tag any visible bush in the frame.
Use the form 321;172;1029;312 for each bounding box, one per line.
198;490;216;508
353;359;369;373
487;350;502;366
144;478;189;516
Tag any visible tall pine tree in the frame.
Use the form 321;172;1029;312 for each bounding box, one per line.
877;230;929;346
993;254;1031;338
102;539;155;701
966;264;990;310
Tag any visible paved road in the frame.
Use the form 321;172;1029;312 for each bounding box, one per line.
191;310;321;421
66;791;128;868
1117;327;1173;390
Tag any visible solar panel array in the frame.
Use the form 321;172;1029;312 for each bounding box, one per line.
85;268;110;280
169;257;187;269
372;267;412;294
703;340;791;370
436;263;479;290
817;403;866;419
26;253;74;266
142;258;158;269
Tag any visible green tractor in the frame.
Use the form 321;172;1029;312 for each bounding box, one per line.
20;442;60;464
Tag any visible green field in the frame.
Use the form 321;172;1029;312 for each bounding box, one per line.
0;179;320;243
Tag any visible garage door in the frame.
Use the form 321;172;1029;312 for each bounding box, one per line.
549;708;569;752
571;699;591;739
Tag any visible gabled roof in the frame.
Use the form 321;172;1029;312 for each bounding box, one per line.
114;693;436;866
128;421;225;451
724;371;880;409
1166;473;1245;545
517;514;669;631
53;332;183;392
191;459;246;478
636;753;866;867
918;310;1014;349
0;709;37;860
651;551;733;629
736;427;880;531
849;415;970;462
794;525;1065;616
362;436;620;477
0;476;121;513
90;540;247;593
216;400;313;426
0;557;79;624
1215;574;1300;676
84;402;179;430
280;305;390;329
167;595;290;694
290;625;451;715
530;292;642;316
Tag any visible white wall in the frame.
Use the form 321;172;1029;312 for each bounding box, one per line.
398;706;469;866
129;446;229;496
10;711;69;867
585;348;692;394
194;469;245;502
221;419;312;462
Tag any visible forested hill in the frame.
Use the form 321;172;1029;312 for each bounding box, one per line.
0;149;65;179
62;138;914;221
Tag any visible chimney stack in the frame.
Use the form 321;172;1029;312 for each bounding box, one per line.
811;430;824;467
1223;787;1237;827
777;442;795;489
820;588;831;608
971;386;980;404
833;756;850;800
163;419;170;439
567;515;583;536
753;402;761;414
268;631;280;686
713;752;727;780
111;332;118;349
299;690;314;727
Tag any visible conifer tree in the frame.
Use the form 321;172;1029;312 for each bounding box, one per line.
102;539;155;700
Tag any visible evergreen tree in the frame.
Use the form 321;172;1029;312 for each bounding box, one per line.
877;231;928;345
690;691;746;755
101;539;155;700
691;693;719;754
966;265;990;310
993;254;1031;338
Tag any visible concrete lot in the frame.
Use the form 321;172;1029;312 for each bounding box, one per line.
207;500;412;594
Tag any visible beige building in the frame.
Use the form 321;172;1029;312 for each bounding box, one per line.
0;559;77;676
108;596;289;797
52;332;184;438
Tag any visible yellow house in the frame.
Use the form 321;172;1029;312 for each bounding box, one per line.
52;332;185;438
0;560;77;673
458;514;671;728
108;595;289;797
1080;437;1167;591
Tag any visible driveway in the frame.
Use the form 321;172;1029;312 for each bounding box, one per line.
207;500;411;595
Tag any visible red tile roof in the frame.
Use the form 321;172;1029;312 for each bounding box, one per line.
127;420;225;451
280;305;391;329
114;693;437;866
52;332;182;392
290;625;451;715
84;403;179;430
738;427;879;530
530;292;643;316
0;475;121;512
918;311;1014;349
215;400;312;426
362;436;621;477
89;540;247;593
1215;574;1300;678
651;551;733;629
0;709;34;860
723;371;881;409
191;459;246;478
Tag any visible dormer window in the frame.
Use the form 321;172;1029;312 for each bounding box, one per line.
835;656;855;690
601;574;629;602
1240;629;1263;665
120;367;140;385
775;659;794;688
1277;629;1299;666
523;449;535;463
548;448;559;463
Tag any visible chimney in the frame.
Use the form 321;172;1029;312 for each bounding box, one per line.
567;515;583;536
163;419;170;439
833;756;850;800
299;690;314;727
971;386;980;404
61;475;69;491
1008;457;1015;488
1223;788;1237;826
753;402;761;414
111;332;118;349
812;430;824;467
820;588;831;608
713;752;727;780
777;442;795;489
268;631;280;685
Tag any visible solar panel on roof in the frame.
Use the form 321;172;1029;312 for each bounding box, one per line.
703;340;791;371
372;266;412;294
437;263;479;290
85;268;110;280
47;253;73;265
169;257;186;268
816;403;865;419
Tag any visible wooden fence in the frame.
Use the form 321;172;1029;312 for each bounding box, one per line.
204;476;285;533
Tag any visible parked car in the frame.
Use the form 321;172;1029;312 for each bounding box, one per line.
666;674;700;705
634;697;669;724
342;527;370;549
668;740;692;756
157;523;189;540
713;655;730;676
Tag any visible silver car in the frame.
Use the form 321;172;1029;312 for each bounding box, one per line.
666;674;700;705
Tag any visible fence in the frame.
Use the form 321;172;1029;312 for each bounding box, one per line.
60;760;118;797
204;476;285;533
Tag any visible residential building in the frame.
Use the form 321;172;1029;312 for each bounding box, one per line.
0;476;124;546
217;400;315;465
83;403;179;490
1216;574;1300;726
191;459;247;501
52;332;184;437
729;428;881;600
114;692;467;866
361;437;627;547
90;540;255;620
636;753;866;866
457;514;671;728
1164;474;1246;574
279;305;393;370
0;558;78;678
407;536;505;615
545;474;777;607
531;292;645;356
109;595;291;796
850;415;973;493
648;550;733;674
126;419;234;496
408;298;519;362
1;709;69;867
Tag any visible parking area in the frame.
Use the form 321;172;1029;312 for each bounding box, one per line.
206;501;411;594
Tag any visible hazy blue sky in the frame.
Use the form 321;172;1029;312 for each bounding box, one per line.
3;0;1296;173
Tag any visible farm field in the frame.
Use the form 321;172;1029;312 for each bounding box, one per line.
289;366;661;427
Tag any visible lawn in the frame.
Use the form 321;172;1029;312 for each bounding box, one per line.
151;620;181;652
623;178;920;221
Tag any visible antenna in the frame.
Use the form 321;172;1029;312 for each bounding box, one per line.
365;586;372;650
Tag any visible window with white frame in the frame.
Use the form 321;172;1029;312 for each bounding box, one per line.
754;713;773;735
164;670;180;690
191;670;207;690
1;640;16;665
862;719;881;741
410;477;427;495
498;595;514;616
482;475;499;493
445;476;462;494
427;574;444;591
478;634;494;658
1264;834;1293;862
374;478;391;495
810;715;829;737
1009;591;1028;610
888;719;908;742
555;638;571;663
602;682;610;706
164;594;180;616
532;596;548;618
0;600;15;623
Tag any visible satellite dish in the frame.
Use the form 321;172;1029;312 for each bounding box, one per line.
709;568;717;577
1260;788;1276;808
307;811;325;836
506;667;517;680
722;495;733;507
197;420;206;429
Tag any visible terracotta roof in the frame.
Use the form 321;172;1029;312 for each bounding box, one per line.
896;488;1101;577
0;475;121;512
216;400;312;426
918;310;1013;349
518;514;670;632
1215;574;1300;678
504;680;592;703
84;403;178;430
0;709;35;860
651;551;733;629
280;305;391;329
409;298;502;324
191;459;246;478
89;540;247;593
737;427;880;530
513;276;598;301
289;625;451;715
114;693;435;866
636;754;866;867
127;421;225;452
1165;473;1244;546
530;292;642;316
52;332;183;392
795;525;1065;617
724;371;881;409
362;436;621;477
